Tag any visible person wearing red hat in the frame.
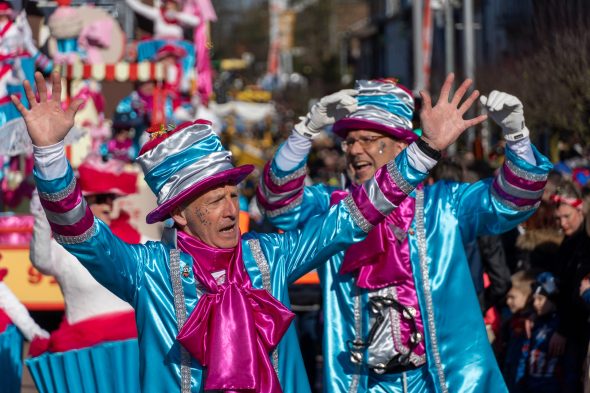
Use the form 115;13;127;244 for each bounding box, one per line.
155;42;189;108
15;70;484;392
26;156;143;391
257;78;553;392
0;264;49;393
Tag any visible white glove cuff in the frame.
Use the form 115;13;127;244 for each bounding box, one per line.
293;117;318;139
275;132;312;172
504;126;530;142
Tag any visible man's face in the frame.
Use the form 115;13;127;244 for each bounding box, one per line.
87;194;116;226
173;184;240;249
506;287;528;314
343;129;407;185
554;204;584;236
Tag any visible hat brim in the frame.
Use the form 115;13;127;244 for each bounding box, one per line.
146;164;255;224
333;118;418;144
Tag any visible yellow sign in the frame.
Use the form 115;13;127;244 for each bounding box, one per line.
0;248;64;311
235;89;272;103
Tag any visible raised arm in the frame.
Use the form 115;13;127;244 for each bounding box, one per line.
12;73;148;304
257;89;358;229
125;0;159;21
165;9;201;27
452;91;552;242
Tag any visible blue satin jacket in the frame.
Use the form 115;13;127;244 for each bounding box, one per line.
259;145;552;393
34;151;426;392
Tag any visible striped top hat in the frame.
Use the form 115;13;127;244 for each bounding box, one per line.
137;120;254;224
333;79;417;143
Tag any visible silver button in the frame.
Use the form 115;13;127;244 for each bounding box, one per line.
373;363;387;374
410;332;423;344
402;306;417;319
350;351;362;364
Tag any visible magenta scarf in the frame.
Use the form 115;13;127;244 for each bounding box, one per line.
176;232;294;392
331;189;416;289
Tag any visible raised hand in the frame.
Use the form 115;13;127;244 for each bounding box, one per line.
10;71;84;147
419;73;487;151
294;89;358;139
480;91;528;142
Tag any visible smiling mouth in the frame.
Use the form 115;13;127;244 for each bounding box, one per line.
352;162;372;171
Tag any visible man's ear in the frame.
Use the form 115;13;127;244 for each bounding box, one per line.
170;206;187;227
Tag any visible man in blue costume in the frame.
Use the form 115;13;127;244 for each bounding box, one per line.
13;71;486;392
257;79;553;392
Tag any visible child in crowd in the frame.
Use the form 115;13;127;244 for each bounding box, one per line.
503;270;536;392
519;272;563;393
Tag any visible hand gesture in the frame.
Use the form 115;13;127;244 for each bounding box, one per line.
419;73;486;151
480;91;528;141
294;89;358;139
11;72;84;147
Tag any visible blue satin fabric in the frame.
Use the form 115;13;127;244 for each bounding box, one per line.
36;163;369;392
266;147;552;393
0;325;23;393
56;38;79;55
136;39;196;76
26;339;139;393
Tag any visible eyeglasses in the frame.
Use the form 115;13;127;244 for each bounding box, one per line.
340;135;387;152
87;193;116;205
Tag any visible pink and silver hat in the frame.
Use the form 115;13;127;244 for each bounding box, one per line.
137;120;254;224
333;78;417;143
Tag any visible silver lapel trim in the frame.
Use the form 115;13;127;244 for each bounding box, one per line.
349;286;361;393
415;189;448;393
247;239;280;376
169;249;192;393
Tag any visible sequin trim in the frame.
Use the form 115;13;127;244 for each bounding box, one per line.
491;187;540;212
505;159;548;182
269;165;307;187
387;161;414;195
264;194;303;218
38;176;77;202
247;239;279;376
496;171;544;200
343;195;374;233
169;249;192;393
53;222;97;244
349;286;362;393
415;189;448;393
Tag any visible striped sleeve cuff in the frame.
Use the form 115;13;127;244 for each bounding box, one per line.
346;149;430;232
491;144;552;211
256;159;307;218
34;165;96;244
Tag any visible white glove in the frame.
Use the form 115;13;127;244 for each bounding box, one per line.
294;89;358;139
480;91;529;142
